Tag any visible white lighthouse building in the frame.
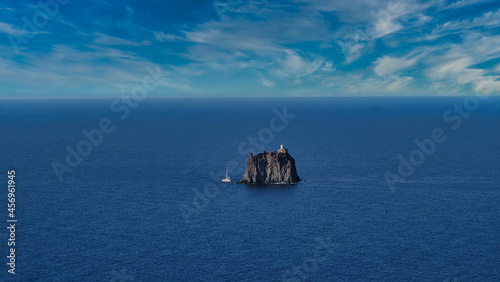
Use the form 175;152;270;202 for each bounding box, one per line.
278;144;287;154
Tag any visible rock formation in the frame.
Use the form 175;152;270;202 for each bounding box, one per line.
238;145;301;184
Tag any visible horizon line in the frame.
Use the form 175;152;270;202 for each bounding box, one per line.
1;94;499;100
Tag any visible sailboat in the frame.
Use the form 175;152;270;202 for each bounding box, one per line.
222;168;231;183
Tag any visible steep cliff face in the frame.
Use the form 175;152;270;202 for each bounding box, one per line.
238;149;301;184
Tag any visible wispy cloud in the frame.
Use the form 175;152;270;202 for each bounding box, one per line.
423;34;500;93
331;0;432;63
441;0;496;10
154;31;184;42
0;0;499;97
0;22;22;36
0;44;167;97
425;8;500;41
93;33;151;46
374;56;417;76
260;75;276;87
274;50;324;77
321;61;335;72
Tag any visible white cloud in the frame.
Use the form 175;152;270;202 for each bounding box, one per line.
427;8;500;40
0;22;21;36
93;33;151;46
428;57;475;80
330;0;432;63
293;0;396;22
384;75;413;92
471;76;500;93
373;18;403;39
336;31;372;64
164;5;335;85
430;81;463;95
422;34;500;94
321;61;335;71
0;44;176;96
0;21;49;37
374;56;417;76
441;0;495;10
3;0;491;97
78;1;500;96
371;1;409;38
275;50;324;77
260;76;275;87
154;31;184;42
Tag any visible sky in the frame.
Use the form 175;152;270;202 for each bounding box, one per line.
1;0;500;97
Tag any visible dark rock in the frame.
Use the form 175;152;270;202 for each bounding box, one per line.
237;146;301;184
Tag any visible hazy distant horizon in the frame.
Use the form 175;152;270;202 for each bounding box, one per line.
2;94;500;100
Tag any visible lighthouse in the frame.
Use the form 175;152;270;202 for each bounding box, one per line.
278;144;287;154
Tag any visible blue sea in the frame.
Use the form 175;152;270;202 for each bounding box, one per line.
0;97;499;281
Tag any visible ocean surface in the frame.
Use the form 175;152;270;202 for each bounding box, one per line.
0;97;499;281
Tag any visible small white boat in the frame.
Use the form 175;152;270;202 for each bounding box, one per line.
222;168;231;183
